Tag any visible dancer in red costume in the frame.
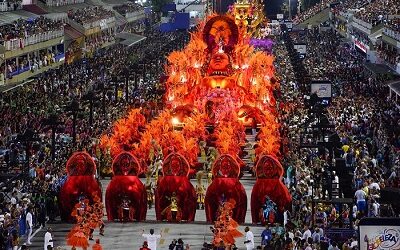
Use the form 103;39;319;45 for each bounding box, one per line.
210;199;243;248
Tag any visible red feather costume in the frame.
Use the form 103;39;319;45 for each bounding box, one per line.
251;155;292;224
205;155;247;223
155;153;197;222
105;152;147;221
59;152;102;222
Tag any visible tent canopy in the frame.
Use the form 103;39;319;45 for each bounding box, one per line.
116;32;146;47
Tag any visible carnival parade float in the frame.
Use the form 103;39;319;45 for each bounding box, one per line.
61;2;291;245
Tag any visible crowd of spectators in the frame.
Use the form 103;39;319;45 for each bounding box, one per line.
0;28;189;249
267;26;400;250
113;3;143;16
384;17;400;41
376;42;400;66
293;0;335;25
290;29;363;82
67;6;114;26
0;16;64;42
386;17;400;33
84;30;115;58
331;0;372;15
5;49;64;78
353;0;400;26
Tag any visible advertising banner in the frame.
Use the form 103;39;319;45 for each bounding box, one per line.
311;81;332;98
359;218;400;250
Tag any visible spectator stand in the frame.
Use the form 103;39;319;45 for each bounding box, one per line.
43;0;85;7
67;6;117;57
0;0;22;12
64;24;84;64
388;80;400;106
0;15;66;85
330;0;372;34
113;2;145;23
378;18;400;73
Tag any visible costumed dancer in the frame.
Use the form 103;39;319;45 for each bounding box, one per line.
196;171;206;209
118;195;135;222
88;195;104;240
145;171;155;209
199;141;207;170
153;158;163;183
161;192;181;222
206;147;219;184
260;196;277;224
210;199;243;248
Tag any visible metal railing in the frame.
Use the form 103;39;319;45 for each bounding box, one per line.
352;16;373;30
1;29;64;51
125;10;145;19
82;17;115;30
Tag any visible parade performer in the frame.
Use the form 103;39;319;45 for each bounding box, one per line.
161;192;181;222
145;171;155;209
211;199;243;247
196;171;206;209
260;196;277;224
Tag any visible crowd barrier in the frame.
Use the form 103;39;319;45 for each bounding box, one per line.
1;29;64;51
46;0;84;7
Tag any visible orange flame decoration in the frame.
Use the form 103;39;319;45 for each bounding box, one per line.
100;109;206;168
215;113;245;156
100;13;282;170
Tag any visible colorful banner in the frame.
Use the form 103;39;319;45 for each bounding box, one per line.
360;226;400;250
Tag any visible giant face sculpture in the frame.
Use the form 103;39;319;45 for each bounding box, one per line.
208;52;230;73
256;155;283;179
209;20;232;46
162;153;190;177
203;16;239;53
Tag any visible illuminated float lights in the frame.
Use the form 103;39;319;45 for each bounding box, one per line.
101;10;281;171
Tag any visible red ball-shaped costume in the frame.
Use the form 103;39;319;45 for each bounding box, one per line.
155;153;197;222
105;152;147;221
251;155;292;224
205;154;247;223
59;151;102;222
